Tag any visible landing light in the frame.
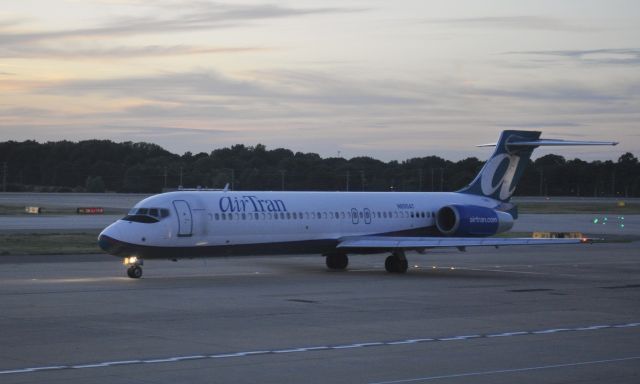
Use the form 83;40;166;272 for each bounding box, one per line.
123;256;139;265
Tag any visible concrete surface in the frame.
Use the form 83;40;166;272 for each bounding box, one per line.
0;242;638;383
0;192;150;209
512;214;637;236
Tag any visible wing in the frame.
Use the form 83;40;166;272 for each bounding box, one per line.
337;236;590;250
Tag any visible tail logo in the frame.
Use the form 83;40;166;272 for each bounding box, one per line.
480;153;520;200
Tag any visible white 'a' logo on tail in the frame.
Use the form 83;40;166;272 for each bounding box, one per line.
480;154;521;200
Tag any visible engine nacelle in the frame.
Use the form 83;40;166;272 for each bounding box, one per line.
435;204;514;236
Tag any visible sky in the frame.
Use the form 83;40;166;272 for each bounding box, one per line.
0;0;638;161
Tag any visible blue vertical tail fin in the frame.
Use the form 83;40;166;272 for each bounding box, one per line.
458;130;618;202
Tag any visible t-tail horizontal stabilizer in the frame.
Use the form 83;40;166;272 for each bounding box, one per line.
477;138;619;148
458;130;618;202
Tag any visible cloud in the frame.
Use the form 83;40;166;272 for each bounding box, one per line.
495;121;582;128
422;16;589;31
40;70;424;107
470;83;626;102
0;3;363;45
0;44;263;59
506;48;640;66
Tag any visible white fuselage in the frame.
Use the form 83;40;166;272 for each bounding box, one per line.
99;190;502;259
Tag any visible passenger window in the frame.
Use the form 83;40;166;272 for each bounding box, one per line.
273;213;278;220
255;213;259;220
228;213;233;220
215;213;220;220
242;213;246;220
317;212;321;219
280;212;285;220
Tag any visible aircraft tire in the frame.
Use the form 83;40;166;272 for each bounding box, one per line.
385;256;408;273
127;265;143;279
326;254;348;270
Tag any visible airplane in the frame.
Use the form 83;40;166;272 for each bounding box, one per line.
98;130;617;278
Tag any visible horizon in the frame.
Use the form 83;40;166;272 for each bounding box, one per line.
0;1;638;161
1;137;634;164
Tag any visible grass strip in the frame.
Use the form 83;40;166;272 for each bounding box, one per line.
0;232;102;255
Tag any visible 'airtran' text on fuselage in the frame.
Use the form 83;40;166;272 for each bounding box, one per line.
219;195;287;213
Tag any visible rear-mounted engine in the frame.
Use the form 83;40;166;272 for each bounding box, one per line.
436;204;513;236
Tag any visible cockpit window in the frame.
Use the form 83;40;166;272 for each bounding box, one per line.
122;214;159;224
123;206;170;223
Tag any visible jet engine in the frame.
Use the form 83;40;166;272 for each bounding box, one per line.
435;204;514;236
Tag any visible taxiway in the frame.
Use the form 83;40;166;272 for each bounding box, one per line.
0;242;638;383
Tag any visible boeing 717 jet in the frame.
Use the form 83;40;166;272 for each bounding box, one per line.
98;130;617;278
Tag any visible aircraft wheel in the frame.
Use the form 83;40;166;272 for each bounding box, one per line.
385;255;408;273
127;265;143;279
326;254;348;270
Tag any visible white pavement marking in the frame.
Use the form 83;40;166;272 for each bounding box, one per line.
486;331;528;338
367;356;640;384
1;321;638;376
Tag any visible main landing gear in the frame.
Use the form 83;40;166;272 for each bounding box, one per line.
325;253;349;270
325;251;409;274
385;250;408;274
123;256;144;279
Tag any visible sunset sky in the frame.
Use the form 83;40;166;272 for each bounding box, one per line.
0;0;638;160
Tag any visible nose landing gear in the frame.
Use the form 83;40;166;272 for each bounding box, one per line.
123;256;144;279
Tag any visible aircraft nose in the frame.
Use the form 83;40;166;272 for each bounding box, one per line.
98;234;117;254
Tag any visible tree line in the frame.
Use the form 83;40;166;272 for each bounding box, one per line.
0;140;638;197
